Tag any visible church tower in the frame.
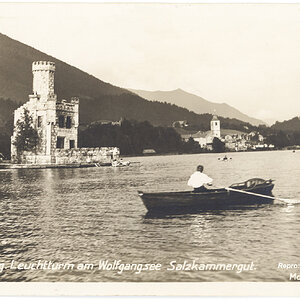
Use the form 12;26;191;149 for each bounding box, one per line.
210;115;221;138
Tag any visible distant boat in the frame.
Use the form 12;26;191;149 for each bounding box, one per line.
142;149;156;155
112;160;131;167
138;178;274;214
218;155;232;161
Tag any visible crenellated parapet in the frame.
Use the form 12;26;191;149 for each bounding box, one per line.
32;61;55;72
55;98;80;116
71;97;79;104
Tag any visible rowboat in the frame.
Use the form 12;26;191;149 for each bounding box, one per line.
138;178;274;214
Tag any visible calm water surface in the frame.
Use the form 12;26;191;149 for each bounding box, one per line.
0;150;299;281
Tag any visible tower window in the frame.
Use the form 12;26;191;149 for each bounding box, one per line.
66;116;72;129
58;116;65;128
37;116;42;128
215;122;218;126
56;137;65;149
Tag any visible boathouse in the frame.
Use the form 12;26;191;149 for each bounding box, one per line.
11;61;119;164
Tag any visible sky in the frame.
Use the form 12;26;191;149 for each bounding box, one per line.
0;3;300;123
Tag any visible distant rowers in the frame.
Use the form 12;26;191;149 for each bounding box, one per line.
188;165;213;192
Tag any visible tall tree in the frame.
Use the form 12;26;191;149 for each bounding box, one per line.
13;108;39;158
212;137;225;153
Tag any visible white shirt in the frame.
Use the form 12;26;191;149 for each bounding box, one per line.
187;171;213;188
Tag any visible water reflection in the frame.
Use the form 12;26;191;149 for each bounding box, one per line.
0;151;299;281
143;205;268;219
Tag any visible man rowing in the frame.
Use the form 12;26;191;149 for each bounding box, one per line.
188;165;213;192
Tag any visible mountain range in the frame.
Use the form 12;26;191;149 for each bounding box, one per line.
0;33;128;103
130;88;265;126
0;32;266;129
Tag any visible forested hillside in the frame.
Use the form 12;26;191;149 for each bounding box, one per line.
271;117;300;132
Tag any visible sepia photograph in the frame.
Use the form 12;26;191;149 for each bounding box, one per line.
0;1;300;296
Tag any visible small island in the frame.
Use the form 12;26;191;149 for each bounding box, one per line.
1;61;119;169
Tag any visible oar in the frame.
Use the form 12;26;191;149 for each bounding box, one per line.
223;186;300;205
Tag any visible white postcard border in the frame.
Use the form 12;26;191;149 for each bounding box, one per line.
0;282;299;296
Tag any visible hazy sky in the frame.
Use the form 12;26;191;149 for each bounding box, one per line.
0;3;300;123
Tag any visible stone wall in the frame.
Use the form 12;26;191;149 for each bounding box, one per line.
54;147;119;164
18;147;120;165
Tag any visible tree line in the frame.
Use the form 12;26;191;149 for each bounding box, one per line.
1;117;299;160
79;120;229;155
0;95;299;159
79;120;186;155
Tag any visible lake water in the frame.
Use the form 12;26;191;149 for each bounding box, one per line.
0;150;299;282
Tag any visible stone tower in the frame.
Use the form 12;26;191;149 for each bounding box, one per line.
11;61;79;163
210;115;221;138
11;60;119;165
32;61;56;100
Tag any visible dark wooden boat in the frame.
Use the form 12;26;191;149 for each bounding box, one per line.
138;178;274;213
